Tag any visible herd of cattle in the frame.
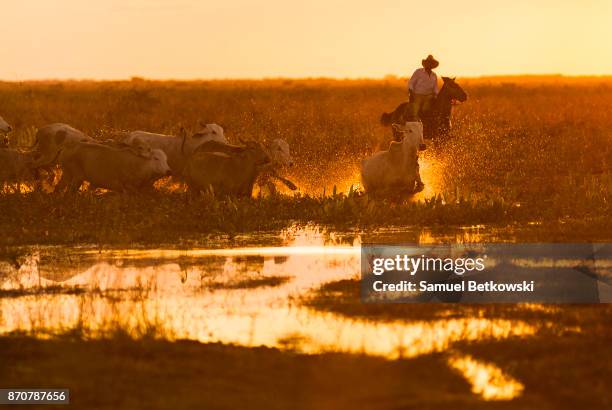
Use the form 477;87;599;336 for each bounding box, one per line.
0;115;297;196
0;113;424;197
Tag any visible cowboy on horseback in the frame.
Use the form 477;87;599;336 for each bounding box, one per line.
408;55;439;120
402;55;438;194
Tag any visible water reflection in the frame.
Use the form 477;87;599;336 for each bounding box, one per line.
448;354;524;400
0;225;544;401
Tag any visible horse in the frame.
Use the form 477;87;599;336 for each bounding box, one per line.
380;77;467;140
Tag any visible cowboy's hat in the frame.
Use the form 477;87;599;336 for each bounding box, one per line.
422;55;439;69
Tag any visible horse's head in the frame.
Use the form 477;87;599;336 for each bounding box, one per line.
441;77;468;102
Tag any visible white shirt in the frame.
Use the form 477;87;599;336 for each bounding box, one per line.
408;68;438;95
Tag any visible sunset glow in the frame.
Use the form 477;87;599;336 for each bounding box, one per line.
2;0;611;80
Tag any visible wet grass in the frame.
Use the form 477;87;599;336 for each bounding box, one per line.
0;189;609;246
0;78;610;245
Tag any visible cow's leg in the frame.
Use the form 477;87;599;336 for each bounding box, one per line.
48;167;59;187
30;168;48;192
69;180;84;193
54;172;81;194
30;174;41;192
414;159;425;193
53;172;69;193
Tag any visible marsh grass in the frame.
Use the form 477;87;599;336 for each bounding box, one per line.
0;184;609;246
0;78;610;244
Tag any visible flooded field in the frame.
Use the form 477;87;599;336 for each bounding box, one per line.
1;79;611;408
3;225;610;408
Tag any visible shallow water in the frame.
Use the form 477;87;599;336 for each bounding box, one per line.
1;225;552;401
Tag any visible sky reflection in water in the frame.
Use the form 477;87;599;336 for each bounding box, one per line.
1;225;542;400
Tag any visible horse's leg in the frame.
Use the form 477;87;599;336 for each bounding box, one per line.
422;115;434;140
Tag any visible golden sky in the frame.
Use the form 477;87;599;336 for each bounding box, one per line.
1;0;611;80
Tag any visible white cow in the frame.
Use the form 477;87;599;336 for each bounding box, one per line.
361;122;425;196
56;135;171;193
0;115;11;133
266;139;294;168
122;123;227;175
257;139;297;194
31;123;94;168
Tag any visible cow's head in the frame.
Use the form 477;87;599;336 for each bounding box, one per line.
181;123;226;155
391;122;424;147
128;136;154;158
149;148;172;177
193;122;225;141
0;115;12;134
442;77;468;102
267;139;294;167
241;139;271;168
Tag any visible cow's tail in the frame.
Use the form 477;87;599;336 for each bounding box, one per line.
180;128;187;155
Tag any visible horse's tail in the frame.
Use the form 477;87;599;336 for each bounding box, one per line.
380;112;392;126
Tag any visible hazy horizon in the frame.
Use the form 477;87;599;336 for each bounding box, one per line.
2;0;611;81
4;74;612;83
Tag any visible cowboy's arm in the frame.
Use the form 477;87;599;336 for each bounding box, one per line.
408;69;419;92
